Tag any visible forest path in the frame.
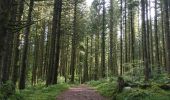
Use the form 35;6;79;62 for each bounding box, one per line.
56;84;107;100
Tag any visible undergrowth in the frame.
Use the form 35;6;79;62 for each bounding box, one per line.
0;83;69;100
20;83;69;100
87;77;170;100
87;77;117;97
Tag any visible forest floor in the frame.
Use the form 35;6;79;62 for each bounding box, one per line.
56;84;107;100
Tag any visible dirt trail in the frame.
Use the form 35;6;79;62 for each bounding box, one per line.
56;85;107;100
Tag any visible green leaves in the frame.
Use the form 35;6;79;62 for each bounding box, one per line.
0;81;15;99
20;83;69;100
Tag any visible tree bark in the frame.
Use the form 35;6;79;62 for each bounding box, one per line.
141;0;149;81
12;0;25;86
70;0;77;83
101;0;106;78
109;0;114;75
19;0;34;89
154;0;161;74
0;0;13;84
164;0;170;74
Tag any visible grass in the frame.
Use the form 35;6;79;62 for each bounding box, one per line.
9;83;69;100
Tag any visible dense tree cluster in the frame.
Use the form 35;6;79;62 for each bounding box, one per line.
0;0;170;93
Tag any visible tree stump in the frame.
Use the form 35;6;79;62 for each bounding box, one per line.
117;76;125;93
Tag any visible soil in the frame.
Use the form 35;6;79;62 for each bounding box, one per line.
56;85;108;100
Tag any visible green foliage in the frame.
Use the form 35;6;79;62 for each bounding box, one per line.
116;88;152;100
88;77;170;100
87;78;117;97
0;81;15;99
0;83;69;100
8;91;24;100
19;83;69;100
116;87;170;100
151;73;170;84
58;76;67;84
123;60;144;82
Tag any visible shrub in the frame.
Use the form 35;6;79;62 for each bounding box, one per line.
0;81;15;99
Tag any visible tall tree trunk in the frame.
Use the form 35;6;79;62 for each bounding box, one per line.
120;0;123;75
161;2;167;71
141;0;149;81
12;0;25;86
148;0;154;71
32;29;39;85
19;0;34;89
94;31;99;80
109;0;114;75
101;0;106;78
83;37;89;82
164;0;170;74
46;0;62;86
124;0;128;64
146;0;151;76
130;5;135;77
0;0;13;84
52;0;62;84
70;0;77;83
154;0;160;74
89;35;93;80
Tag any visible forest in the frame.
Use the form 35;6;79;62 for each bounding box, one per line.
0;0;170;100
